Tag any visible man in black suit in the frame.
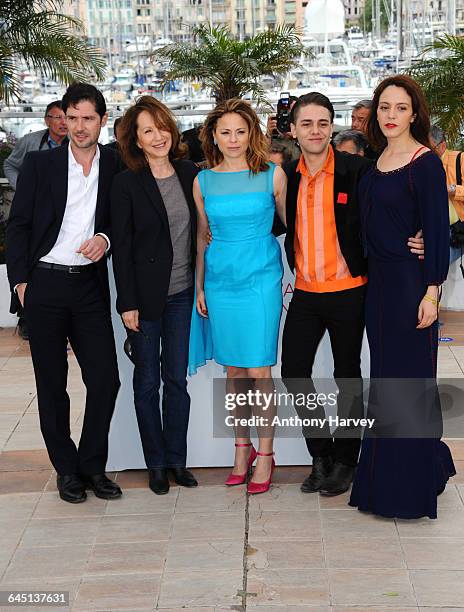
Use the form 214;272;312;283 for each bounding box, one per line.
6;83;122;504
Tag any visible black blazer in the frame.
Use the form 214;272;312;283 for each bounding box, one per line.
110;159;198;321
6;143;121;313
283;147;372;278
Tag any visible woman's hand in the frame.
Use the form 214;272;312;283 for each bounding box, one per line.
122;309;140;331
417;288;439;329
196;290;208;318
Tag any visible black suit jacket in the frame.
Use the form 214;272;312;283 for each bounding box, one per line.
282;147;372;279
6;143;121;313
110;160;199;321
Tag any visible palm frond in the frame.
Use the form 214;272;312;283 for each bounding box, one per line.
0;1;106;103
409;35;464;145
154;23;307;105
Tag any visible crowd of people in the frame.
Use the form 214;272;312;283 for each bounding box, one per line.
4;75;461;519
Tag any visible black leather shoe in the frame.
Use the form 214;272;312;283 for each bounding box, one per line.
169;467;198;488
319;462;356;497
82;474;122;499
149;469;170;495
57;474;87;504
301;456;333;493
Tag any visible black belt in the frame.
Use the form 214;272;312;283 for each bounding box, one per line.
36;262;96;274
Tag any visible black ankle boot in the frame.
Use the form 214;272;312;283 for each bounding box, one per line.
301;456;333;493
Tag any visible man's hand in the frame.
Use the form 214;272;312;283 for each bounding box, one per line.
77;235;108;262
122;310;139;332
407;230;424;260
16;283;27;308
266;116;278;138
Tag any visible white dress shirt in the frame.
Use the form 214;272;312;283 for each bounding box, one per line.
41;144;109;266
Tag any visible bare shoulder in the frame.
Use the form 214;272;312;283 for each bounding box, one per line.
273;164;287;181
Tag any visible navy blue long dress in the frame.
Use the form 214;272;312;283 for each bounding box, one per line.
349;150;456;519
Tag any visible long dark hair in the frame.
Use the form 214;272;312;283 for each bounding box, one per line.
368;75;430;151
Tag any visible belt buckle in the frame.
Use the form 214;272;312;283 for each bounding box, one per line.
69;266;81;274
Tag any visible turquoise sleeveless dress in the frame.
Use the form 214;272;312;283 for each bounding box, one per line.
188;164;284;374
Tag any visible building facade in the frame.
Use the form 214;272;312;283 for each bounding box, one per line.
343;0;365;22
64;0;309;46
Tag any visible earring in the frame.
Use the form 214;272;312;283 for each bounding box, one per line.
213;137;217;145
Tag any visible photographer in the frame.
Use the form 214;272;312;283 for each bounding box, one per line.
265;94;300;162
429;125;464;268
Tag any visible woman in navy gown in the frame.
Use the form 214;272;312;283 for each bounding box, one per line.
188;99;287;494
349;75;456;519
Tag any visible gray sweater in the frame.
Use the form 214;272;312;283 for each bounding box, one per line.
155;173;192;296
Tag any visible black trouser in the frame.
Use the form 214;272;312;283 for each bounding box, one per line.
24;266;120;475
281;285;365;467
17;303;25;323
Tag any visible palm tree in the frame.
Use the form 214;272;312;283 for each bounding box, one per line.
0;0;106;103
154;23;310;108
409;34;464;146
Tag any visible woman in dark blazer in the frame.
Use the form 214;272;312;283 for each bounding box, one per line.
111;96;199;495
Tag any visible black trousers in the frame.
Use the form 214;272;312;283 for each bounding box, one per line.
281;285;366;467
24;266;120;475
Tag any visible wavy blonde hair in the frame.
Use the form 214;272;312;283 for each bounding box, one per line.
200;98;269;174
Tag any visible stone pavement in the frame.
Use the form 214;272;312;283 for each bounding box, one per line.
1;313;464;611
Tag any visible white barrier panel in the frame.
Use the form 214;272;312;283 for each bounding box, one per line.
106;237;371;471
0;265;17;328
442;258;464;311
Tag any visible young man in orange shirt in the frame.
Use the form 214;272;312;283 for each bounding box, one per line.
281;92;424;496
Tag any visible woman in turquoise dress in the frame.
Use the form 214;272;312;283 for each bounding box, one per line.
188;98;287;494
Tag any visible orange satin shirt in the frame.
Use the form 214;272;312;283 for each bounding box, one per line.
294;148;367;293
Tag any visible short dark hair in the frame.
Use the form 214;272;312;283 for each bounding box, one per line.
62;82;107;119
44;100;63;117
333;129;368;154
290;92;335;124
367;75;430;152
113;117;122;136
270;141;292;165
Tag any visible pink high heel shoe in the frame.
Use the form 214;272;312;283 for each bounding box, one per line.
247;451;275;495
225;443;257;486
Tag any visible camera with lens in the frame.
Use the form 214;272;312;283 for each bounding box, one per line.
276;91;292;135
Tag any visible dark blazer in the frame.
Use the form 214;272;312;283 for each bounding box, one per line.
283;147;372;278
6;143;121;314
110;159;198;321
